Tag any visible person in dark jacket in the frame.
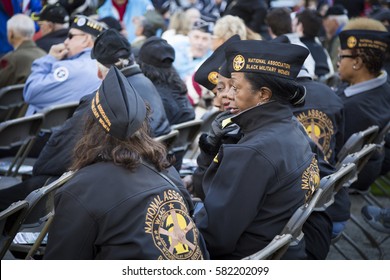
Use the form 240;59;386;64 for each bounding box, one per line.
137;36;195;126
31;4;70;53
44;66;209;260
196;40;323;259
336;19;390;191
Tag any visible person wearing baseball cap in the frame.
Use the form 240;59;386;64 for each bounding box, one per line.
23;15;106;116
32;4;70;52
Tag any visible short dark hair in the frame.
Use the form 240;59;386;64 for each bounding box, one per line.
296;9;322;38
351;48;385;75
266;7;292;36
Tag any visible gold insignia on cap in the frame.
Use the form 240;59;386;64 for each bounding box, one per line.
207;71;218;85
233;55;245;71
347;36;357;48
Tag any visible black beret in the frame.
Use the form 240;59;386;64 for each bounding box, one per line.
324;4;348;17
138;36;175;68
339;29;390;52
91;67;146;140
194;35;240;90
91;28;131;65
225;40;309;80
70;15;106;37
31;4;69;24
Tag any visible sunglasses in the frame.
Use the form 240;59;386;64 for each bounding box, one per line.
67;33;86;40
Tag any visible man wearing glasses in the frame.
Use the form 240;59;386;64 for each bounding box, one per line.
23;15;106;116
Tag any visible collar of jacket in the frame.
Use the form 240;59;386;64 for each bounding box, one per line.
16;40;38;50
121;64;142;77
231;100;293;133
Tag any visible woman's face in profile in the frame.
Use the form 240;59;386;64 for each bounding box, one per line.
230;72;260;111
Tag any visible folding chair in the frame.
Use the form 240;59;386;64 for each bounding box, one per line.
9;171;74;259
0;84;26;122
336;125;379;168
0;114;44;179
0;200;29;259
40;101;79;133
170;119;204;155
333;144;384;259
244;163;357;260
154;129;179;151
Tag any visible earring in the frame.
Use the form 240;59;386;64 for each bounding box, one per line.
353;65;357;70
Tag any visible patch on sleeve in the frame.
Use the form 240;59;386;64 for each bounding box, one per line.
301;157;320;202
0;59;8;68
145;189;204;260
53;66;69;82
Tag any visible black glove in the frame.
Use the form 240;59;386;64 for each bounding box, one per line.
199;111;238;155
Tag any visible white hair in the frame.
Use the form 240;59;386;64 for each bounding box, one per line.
329;14;349;27
7;14;36;39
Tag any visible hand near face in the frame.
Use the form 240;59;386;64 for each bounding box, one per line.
49;43;69;60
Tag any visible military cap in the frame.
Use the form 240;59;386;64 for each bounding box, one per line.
219;61;230;78
31;4;69;24
225;40;309;80
324;4;348;17
138;36;175;68
91;28;131;65
339;29;390;52
70;15;106;37
91;67;146;140
194;35;240;90
98;16;123;31
192;18;214;34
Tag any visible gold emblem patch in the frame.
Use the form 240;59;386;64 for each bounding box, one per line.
296;109;334;161
208;71;219;85
347;36;357;48
301;157;320;202
145;190;203;260
233;55;245;71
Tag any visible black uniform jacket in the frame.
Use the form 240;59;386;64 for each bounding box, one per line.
337;72;390;190
196;101;319;259
154;85;195;125
293;77;344;165
44;163;209;260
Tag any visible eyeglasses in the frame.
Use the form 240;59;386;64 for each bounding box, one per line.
67;33;86;40
338;54;358;61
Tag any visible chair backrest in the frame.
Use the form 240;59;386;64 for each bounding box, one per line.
0;84;25;122
0;114;44;176
242;233;293;260
314;162;357;211
336;125;379;167
40;102;79;133
374;120;390;148
0;200;29;259
170;119;203;154
341;143;378;177
154;129;179;151
21;171;74;229
200;108;220;134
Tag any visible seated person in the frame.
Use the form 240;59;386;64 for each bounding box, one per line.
23;15;105;115
0;14;46;88
195;40;326;259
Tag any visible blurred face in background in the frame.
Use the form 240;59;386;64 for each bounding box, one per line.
189;29;211;58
